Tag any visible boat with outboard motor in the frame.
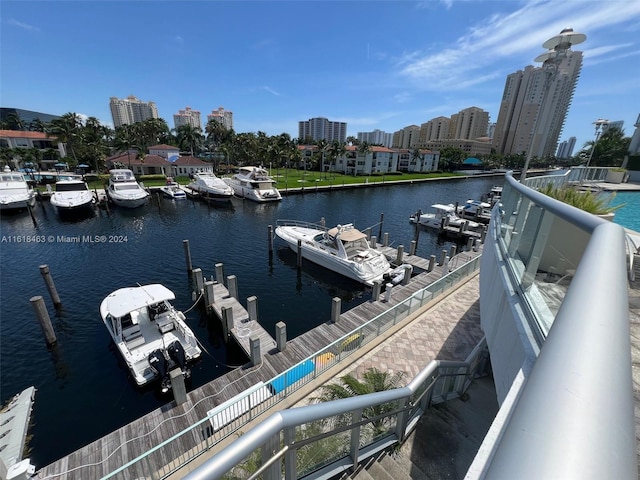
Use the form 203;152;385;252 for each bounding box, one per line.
275;220;411;286
0;166;36;211
187;171;233;202
457;199;492;223
100;284;202;391
160;177;186;199
410;204;481;231
224;166;281;202
106;169;150;208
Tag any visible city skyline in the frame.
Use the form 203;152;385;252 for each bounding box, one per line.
2;1;639;153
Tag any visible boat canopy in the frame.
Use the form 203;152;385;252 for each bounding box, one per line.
430;204;456;213
327;225;367;242
105;284;175;318
109;169;136;182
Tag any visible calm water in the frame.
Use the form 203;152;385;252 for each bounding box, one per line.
1;174;634;467
609;191;640;232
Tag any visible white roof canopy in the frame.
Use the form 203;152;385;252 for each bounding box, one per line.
105;284;175;318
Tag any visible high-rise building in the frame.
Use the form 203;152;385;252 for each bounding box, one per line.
392;125;421;149
357;129;393;147
109;95;158;128
418;117;450;146
628;114;640;155
556;136;576;159
173;107;202;130
206;107;233;130
492;49;583;159
448;107;489;141
298;117;347;143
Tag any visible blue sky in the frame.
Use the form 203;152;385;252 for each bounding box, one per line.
2;1;639;152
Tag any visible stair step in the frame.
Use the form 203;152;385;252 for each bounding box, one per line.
378;453;414;480
366;459;395;480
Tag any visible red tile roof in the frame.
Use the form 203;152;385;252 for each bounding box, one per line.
149;144;178;150
173;156;210;166
0;130;51;139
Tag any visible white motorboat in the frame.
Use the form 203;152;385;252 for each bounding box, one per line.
106;169;150;208
100;284;202;390
0;166;36;211
275;220;409;286
160;178;186;199
457;199;492;222
410;204;481;231
187;171;233;202
224;166;281;202
49;179;95;214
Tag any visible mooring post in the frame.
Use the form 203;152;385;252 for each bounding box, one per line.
364;228;371;241
440;249;447;266
192;268;204;294
449;245;457;258
221;306;233;343
275;321;287;352
466;236;474;251
227;275;238;299
383;232;389;247
442;256;450;277
409;240;416;256
297;239;303;268
331;297;341;323
428;255;436;272
169;369;187;405
372;280;382;302
39;265;61;308
250;335;261;366
30;296;56;345
183;240;193;273
370;235;377;249
320;217;325;228
215;263;225;286
384;283;393;302
462;220;469;233
378;212;384;239
396;245;404;264
27;203;37;226
267;225;273;253
247;295;258;322
402;265;412;285
481;225;487;243
204;281;215;309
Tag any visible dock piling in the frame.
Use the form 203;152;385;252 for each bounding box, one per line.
481;225;487;243
402;265;412;286
268;225;273;253
409;240;416;256
192;268;204;294
30;296;56;345
372;280;382;302
396;245;404;264
227;275;238;299
466;237;474;251
370;235;377;249
39;265;62;308
378;212;384;239
169;369;187;405
250;335;261;366
221;306;233;343
247;296;258;322
215;263;225;286
183;240;193;273
428;255;436;272
440;249;447;266
297;239;303;268
449;245;457;258
204;281;215;309
442;256;450;277
331;297;341;323
384;283;393;302
383;232;389;247
27;203;37;226
275;322;287;352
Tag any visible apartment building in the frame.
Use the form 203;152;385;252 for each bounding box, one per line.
109;95;159;127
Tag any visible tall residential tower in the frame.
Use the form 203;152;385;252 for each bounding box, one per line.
109;95;158;128
173;107;202;130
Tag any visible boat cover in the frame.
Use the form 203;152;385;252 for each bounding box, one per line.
105;284;175;318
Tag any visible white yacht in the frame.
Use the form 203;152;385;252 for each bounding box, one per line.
160;178;187;199
49;179;95;214
275;220;407;286
457;199;492;222
100;284;202;390
106;169;150;208
410;204;481;231
224;166;281;202
0;166;36;211
187;171;233;202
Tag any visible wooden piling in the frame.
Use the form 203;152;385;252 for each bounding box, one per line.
250;335;261;366
27;203;37;226
378;212;384;239
331;297;341;323
275;322;287;352
383;232;389;247
370;235;377;249
30;295;56;345
204;281;215;308
215;263;225;286
192;268;204;294
39;265;61;308
449;245;457;258
247;296;258;322
409;240;416;256
396;245;404;265
227;275;238;299
428;255;436;272
372;280;382;302
267;225;273;253
440;249;447;266
297;239;303;268
402;265;412;285
183;240;193;273
221;306;233;343
169;369;187;405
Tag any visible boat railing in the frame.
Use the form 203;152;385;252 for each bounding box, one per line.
275;219;329;232
99;252;483;480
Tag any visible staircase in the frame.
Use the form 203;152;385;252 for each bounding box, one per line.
341;376;499;480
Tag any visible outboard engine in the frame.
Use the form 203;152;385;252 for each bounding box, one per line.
148;349;168;380
167;341;187;371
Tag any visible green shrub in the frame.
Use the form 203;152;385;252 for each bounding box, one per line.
539;184;623;215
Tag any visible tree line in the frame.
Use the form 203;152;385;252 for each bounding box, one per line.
0;110;632;173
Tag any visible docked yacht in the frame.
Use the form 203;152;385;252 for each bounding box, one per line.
160;178;186;199
457;199;492;222
0;166;36;211
224;166;281;202
106;169;150;208
187;171;233;202
410;204;481;231
100;284;202;390
49;179;95;214
275;220;407;286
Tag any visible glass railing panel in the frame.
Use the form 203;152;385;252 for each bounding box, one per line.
220;447;263;480
295;421;351;477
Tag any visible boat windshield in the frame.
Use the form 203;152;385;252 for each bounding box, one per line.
342;238;370;256
114;184;142;191
1;174;26;182
56;182;87;192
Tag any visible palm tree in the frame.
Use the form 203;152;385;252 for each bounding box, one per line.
315;139;328;175
410;148;423;172
48;112;83;163
113;124;139;169
328;140;347;176
312;367;405;439
29;118;47;132
5;112;25;131
175;124;203;156
579;126;630;167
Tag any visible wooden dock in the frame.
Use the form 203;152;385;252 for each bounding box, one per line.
36;244;483;480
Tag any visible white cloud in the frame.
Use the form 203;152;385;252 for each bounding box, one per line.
8;18;40;32
261;86;281;96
